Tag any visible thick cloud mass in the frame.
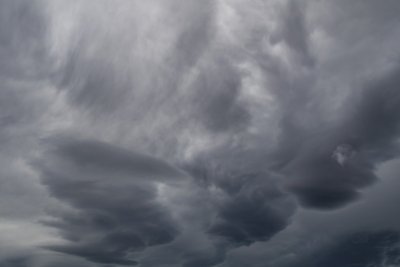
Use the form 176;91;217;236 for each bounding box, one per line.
284;230;400;267
1;0;400;266
34;137;184;265
282;66;400;209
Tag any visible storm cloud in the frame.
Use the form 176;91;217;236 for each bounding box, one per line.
33;136;185;265
1;0;400;266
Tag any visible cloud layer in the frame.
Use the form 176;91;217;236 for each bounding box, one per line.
1;0;400;266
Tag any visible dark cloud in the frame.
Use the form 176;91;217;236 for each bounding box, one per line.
0;257;29;267
192;60;250;133
282;65;400;209
286;230;400;267
34;136;183;265
0;1;60;264
1;0;400;266
46;136;187;182
208;173;294;245
283;140;375;209
182;256;224;267
345;67;400;156
178;153;296;267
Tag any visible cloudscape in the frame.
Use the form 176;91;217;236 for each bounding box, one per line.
1;0;400;266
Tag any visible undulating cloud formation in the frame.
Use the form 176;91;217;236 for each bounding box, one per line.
1;0;400;266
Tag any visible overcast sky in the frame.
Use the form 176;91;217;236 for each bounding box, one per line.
1;0;400;266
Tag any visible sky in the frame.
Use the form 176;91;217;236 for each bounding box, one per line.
1;0;400;266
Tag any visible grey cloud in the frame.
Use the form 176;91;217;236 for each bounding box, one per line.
178;152;296;267
283;140;375;209
55;0;215;116
284;230;400;267
271;1;314;67
45;136;188;182
0;252;98;267
263;1;400;209
182;251;226;267
56;46;132;114
171;0;215;69
282;65;400;209
2;0;400;266
0;257;29;267
192;60;250;133
34;136;183;265
0;0;49;80
0;3;58;265
344;67;400;156
208;173;294;245
0;0;50;147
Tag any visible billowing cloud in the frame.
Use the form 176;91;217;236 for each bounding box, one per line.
281;66;400;209
1;0;400;266
208;173;294;245
34;136;186;265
